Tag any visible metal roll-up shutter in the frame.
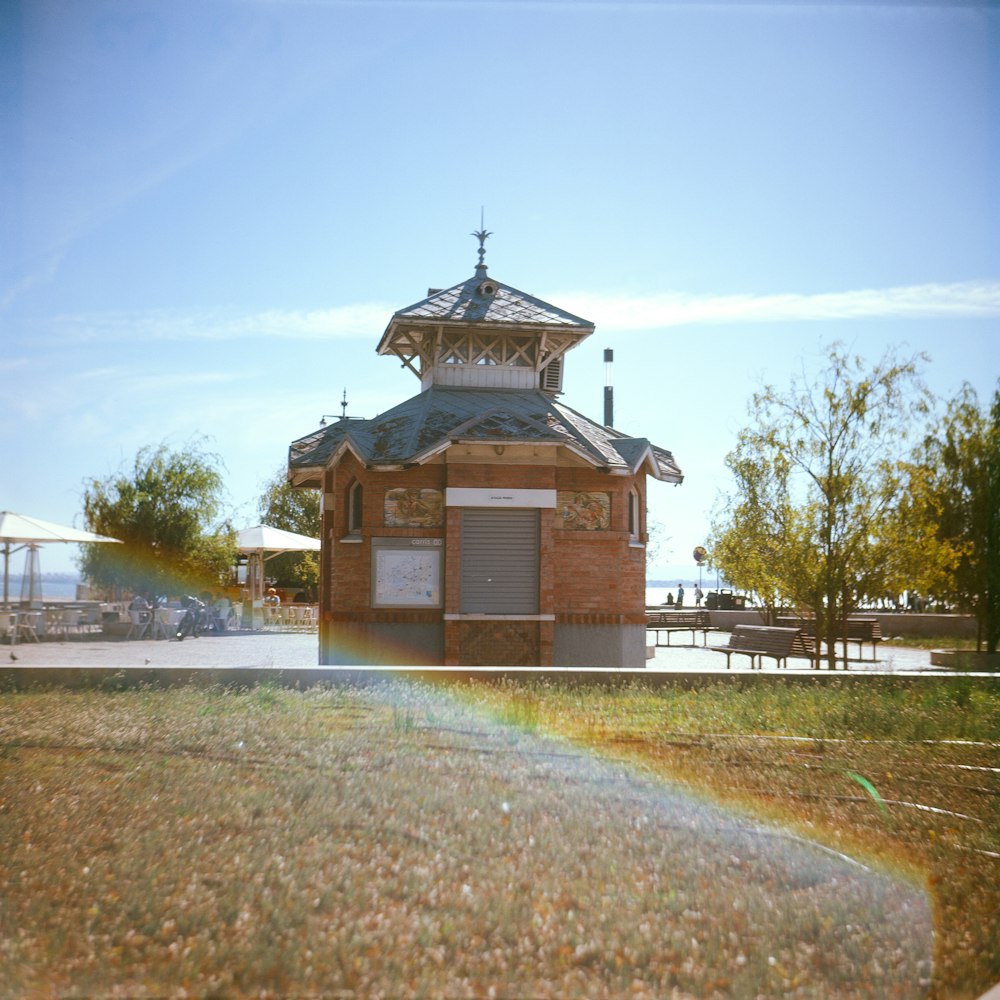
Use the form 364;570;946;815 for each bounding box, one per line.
460;508;539;614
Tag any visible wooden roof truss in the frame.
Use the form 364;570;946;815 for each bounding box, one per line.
381;324;586;381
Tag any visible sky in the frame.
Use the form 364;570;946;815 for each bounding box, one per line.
2;0;998;578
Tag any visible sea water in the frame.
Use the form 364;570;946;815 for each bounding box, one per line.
646;585;729;606
6;577;81;600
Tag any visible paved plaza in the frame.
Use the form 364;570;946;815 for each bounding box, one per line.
2;626;948;674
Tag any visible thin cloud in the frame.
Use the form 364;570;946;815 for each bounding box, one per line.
219;306;392;340
46;303;392;345
555;280;1000;332
41;280;999;347
0;251;66;314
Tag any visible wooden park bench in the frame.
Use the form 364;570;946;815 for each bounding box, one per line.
646;608;712;647
708;624;813;670
777;616;884;662
841;618;883;660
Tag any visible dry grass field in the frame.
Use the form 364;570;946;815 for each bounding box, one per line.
465;677;1000;1000
0;676;994;998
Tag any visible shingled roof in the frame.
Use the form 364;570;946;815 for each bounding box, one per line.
379;267;593;340
288;386;682;488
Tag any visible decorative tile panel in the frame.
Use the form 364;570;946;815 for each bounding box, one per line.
556;491;611;530
383;488;444;528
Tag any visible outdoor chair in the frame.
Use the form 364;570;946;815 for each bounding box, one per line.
78;607;100;634
126;609;151;640
13;611;41;644
300;606;317;632
58;608;81;639
213;602;231;632
153;607;178;640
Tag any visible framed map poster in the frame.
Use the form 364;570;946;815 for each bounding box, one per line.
371;537;443;608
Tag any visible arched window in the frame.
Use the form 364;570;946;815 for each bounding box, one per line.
348;480;363;534
628;487;641;540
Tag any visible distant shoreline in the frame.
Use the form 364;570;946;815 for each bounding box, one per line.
6;574;80;584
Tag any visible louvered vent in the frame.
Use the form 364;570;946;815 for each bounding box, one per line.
540;357;563;394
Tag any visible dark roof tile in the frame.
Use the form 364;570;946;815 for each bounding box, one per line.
289;387;682;484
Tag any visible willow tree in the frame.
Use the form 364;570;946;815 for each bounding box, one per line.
916;381;1000;652
711;343;944;668
80;440;235;598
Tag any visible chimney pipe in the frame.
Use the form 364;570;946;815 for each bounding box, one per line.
603;348;614;427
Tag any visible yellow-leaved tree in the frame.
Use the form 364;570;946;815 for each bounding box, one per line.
710;343;959;669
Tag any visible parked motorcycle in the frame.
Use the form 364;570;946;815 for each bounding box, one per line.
175;596;208;641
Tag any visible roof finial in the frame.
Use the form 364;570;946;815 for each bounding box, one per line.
471;207;492;272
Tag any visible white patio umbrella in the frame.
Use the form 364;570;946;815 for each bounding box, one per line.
0;511;123;607
235;524;320;605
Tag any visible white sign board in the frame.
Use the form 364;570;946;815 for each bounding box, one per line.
445;488;557;508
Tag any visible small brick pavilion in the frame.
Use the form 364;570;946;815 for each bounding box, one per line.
287;234;682;667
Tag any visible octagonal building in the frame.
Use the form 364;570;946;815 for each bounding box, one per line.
288;242;682;667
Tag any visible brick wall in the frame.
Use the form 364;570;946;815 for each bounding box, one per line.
455;619;539;666
551;469;646;619
320;454;650;666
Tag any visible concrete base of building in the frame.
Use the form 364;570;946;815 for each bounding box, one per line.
554;623;647;669
319;621;649;669
320;621;445;667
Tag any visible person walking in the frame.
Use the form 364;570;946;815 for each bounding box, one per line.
676;583;685;608
694;585;703;607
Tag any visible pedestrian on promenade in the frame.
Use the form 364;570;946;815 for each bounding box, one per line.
694;585;703;607
676;583;685;608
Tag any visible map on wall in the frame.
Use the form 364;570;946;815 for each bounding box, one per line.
374;548;441;606
384;488;444;527
556;491;611;530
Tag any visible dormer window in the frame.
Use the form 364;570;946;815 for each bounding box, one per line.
478;280;497;296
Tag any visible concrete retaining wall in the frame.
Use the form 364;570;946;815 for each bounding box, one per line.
705;610;977;638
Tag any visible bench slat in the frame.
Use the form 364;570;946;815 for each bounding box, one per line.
646;609;712;647
776;617;883;661
708;625;812;670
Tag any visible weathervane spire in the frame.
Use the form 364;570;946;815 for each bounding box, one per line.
471;207;492;272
